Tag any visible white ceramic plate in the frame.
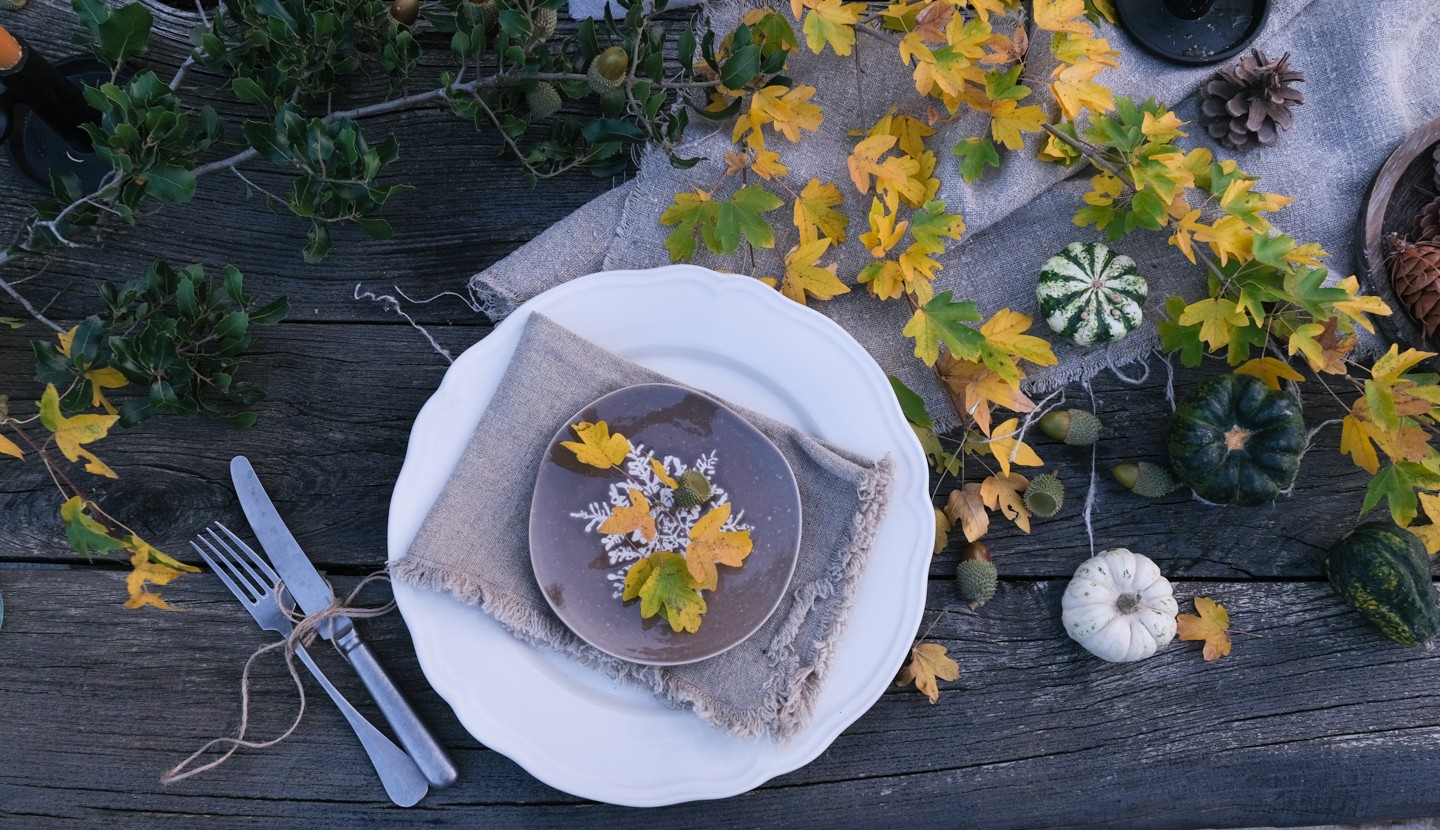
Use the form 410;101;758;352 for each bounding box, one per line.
387;266;930;806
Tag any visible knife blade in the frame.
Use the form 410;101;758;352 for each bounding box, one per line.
230;455;459;789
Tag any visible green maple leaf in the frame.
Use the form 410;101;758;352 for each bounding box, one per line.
713;184;783;253
901;290;984;366
622;551;707;633
952;136;1000;184
60;496;126;558
983;65;1030;102
659;191;718;262
1157;296;1205;367
908;200;965;253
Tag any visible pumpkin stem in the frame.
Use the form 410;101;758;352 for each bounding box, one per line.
1116;592;1141;614
1224;426;1251;451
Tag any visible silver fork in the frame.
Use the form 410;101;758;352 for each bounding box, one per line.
193;523;429;807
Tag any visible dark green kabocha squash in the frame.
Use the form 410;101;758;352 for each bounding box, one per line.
1325;521;1440;645
1168;373;1304;506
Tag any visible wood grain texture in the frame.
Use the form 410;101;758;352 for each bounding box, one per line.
3;569;1440;829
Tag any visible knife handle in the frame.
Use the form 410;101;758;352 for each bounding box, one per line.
340;635;460;789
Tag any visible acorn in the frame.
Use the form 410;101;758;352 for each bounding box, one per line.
389;0;419;26
471;0;498;29
673;470;713;509
1111;461;1177;498
955;542;998;610
1023;473;1065;518
1038;409;1102;446
588;46;629;93
531;8;558;44
525;82;562;120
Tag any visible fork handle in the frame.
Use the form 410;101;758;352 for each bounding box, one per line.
340;637;460;788
293;644;429;807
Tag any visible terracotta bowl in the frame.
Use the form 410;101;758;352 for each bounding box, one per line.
529;383;802;666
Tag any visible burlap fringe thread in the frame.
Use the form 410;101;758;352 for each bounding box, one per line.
161;571;397;784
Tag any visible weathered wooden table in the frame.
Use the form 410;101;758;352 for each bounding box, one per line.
3;2;1439;827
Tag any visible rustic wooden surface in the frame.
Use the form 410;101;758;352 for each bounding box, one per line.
2;2;1439;828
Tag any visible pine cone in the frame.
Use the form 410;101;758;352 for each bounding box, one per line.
1199;49;1305;151
1388;233;1440;342
1416;196;1440;243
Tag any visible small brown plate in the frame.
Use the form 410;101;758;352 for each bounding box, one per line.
529;383;802;666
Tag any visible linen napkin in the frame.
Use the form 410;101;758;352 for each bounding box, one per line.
468;0;1440;432
390;312;894;741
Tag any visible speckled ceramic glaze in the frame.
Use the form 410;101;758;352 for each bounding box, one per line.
530;383;802;666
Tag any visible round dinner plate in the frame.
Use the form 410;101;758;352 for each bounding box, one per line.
530;382;804;666
387;265;931;806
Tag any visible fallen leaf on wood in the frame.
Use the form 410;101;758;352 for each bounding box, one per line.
896;641;959;703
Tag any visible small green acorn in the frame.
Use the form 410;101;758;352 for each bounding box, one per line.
673;470;713;509
472;0;498;29
588;46;629;93
1023;473;1065;518
1038;409;1102;446
955;542;998;610
1111;461;1177;498
526;82;562;120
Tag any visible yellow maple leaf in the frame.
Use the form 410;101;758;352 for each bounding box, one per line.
802;0;863;56
1371;344;1436;384
1140;110;1186;142
0;431;22;460
937;352;1036;436
561;421;630;469
793;178;848;244
650;458;677;488
1050;60;1113;120
986;418;1042;477
861;259;906;302
1191;214;1255;265
1286;322;1326;372
847;135;925;204
860;198;910;258
980;470;1031;532
934;507;952;553
123;535;199;611
1178;298;1249;351
988;99;1047;151
980;309;1059;367
874;112;936;159
895;641;959;703
623;550;706;633
1332;275;1391;334
781;238;851;305
684;502;753;590
945;483;989;542
1050;32;1119;68
38;384;118;478
897;245;941;304
599;488;657;542
1032;0;1092;35
748;84;824;143
967;0;1008;22
1284;241;1329;267
1083;172;1124;207
57;327;128;415
1169;209;1204;264
1176;596;1232;661
1340;408;1380;475
1412;493;1440;555
1234;357;1304;390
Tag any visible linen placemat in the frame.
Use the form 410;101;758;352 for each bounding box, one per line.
390;312;894;741
467;0;1440;431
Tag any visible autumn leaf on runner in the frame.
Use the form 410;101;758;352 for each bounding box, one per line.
902;291;984;366
792;179;848;244
684;502;753;590
1176;596;1232;661
896;642;960;703
798;0;863;56
952;136;1000;183
743;84;824;143
598;488;658;542
780;239;850;305
623;550;707;633
562;420;630;469
39;384;118;478
847;134;924;205
660;186;784;262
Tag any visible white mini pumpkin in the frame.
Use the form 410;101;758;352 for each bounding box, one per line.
1061;548;1178;662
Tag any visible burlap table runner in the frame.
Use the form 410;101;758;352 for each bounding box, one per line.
469;0;1440;430
391;313;894;741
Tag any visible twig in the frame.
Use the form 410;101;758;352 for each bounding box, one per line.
855;24;904;48
0;267;64;333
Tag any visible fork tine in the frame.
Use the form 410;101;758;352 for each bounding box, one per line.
214;521;282;585
192;540;257;604
205;526;273;596
195;534;264;602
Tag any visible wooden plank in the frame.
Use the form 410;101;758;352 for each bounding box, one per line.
1;568;1437;827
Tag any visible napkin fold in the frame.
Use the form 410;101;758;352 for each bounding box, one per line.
391;313;894;741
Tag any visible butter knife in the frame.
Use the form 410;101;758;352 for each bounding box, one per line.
230;455;459;789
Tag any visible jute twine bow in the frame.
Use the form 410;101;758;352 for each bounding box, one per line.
161;570;396;784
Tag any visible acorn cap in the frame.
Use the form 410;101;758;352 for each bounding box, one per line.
1039;409;1102;446
1023;473;1065;517
526;82;562;120
1112;461;1177;498
673;469;713;509
955;542;997;609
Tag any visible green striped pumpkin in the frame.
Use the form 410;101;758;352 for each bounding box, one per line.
1325;521;1439;646
1036;242;1148;346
